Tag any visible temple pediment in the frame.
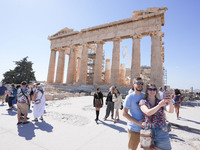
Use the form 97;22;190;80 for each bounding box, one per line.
48;27;79;39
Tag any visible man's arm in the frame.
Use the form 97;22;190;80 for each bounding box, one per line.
123;108;143;127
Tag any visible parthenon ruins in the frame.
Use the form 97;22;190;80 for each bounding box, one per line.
47;7;167;88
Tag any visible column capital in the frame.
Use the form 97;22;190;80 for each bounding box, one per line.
150;31;162;37
131;34;142;39
96;41;105;44
113;38;122;42
51;49;56;52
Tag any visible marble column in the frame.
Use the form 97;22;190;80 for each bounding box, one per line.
76;58;81;83
111;38;121;86
150;32;163;88
120;63;126;86
55;50;65;83
73;48;78;83
131;35;141;85
104;59;111;84
93;41;104;85
78;44;88;84
47;49;56;83
66;47;75;84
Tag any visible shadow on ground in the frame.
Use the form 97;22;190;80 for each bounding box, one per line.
98;120;127;133
17;121;53;140
179;117;200;125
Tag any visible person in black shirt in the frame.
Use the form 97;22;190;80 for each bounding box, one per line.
93;88;103;122
104;86;115;121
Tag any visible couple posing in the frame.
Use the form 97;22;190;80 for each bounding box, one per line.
123;77;174;150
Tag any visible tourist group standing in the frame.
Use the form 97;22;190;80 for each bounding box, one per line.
93;86;123;124
0;81;46;125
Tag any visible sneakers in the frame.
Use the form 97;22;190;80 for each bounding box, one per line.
39;117;43;120
103;117;107;121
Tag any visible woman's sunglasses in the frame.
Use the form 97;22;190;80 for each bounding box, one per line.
148;88;157;91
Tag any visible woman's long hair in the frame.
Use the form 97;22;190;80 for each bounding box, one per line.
143;83;159;100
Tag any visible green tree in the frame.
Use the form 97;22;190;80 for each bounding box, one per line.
2;57;36;84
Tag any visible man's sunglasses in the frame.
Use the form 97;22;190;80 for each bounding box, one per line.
148;88;157;91
135;82;144;85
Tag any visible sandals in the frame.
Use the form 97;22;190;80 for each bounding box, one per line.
17;122;22;125
23;121;30;124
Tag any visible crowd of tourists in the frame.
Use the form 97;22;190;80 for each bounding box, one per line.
1;76;184;150
93;77;183;150
0;81;46;125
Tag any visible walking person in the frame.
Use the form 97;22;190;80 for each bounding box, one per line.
173;89;182;119
104;86;115;121
17;81;31;125
139;83;174;150
113;88;122;123
123;77;145;150
7;84;17;110
158;87;163;100
93;88;103;122
0;83;8;104
32;85;46;121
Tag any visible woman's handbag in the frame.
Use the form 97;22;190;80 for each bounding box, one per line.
34;93;43;104
140;128;154;148
34;99;41;104
120;102;123;110
140;116;154;148
94;99;102;108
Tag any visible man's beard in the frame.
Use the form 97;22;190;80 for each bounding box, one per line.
136;87;143;92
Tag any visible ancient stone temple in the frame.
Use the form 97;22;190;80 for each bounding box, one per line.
47;7;167;88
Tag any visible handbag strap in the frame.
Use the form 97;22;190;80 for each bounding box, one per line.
21;88;28;100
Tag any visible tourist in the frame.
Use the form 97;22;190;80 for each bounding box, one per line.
93;88;103;122
104;86;115;121
139;83;174;150
30;84;37;100
123;77;145;150
158;87;163;99
173;89;182;119
113;88;122;123
7;84;17;110
128;84;134;95
17;81;31;125
0;83;8;104
32;85;46;121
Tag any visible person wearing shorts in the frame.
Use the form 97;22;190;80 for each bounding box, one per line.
123;77;145;150
17;81;31;125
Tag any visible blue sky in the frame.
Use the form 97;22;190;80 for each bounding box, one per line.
0;0;200;90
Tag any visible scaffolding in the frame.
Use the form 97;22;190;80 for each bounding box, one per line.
163;69;167;85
